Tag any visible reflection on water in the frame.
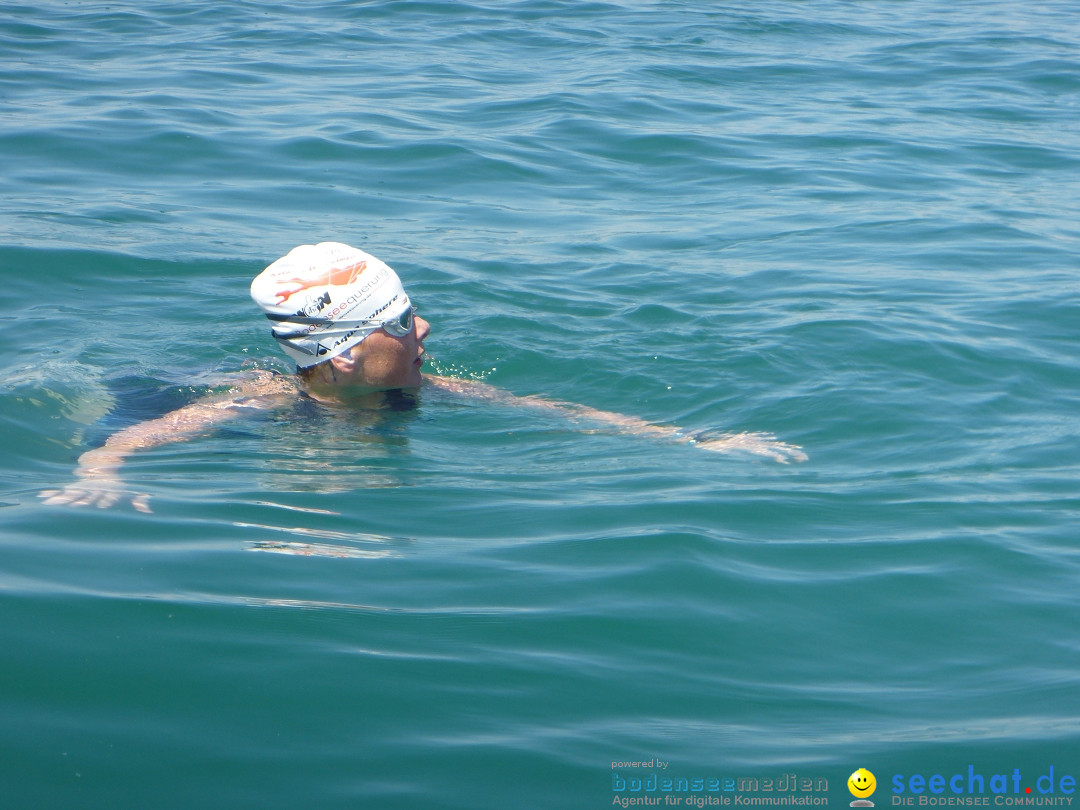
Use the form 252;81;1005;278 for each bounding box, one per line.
247;390;422;494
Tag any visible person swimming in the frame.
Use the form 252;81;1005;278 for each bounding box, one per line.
40;242;806;511
251;242;431;397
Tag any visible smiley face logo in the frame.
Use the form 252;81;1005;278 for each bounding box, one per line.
848;769;877;799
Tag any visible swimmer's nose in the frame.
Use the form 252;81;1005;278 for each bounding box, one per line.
416;315;431;341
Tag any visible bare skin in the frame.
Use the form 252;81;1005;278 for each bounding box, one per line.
40;314;806;511
38;370;298;512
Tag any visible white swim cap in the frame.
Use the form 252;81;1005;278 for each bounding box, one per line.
251;242;410;368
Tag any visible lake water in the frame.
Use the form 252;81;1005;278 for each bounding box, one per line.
2;2;1079;808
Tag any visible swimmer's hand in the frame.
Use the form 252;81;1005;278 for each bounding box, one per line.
684;431;808;464
39;482;152;513
39;447;152;513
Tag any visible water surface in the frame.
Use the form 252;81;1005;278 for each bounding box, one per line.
2;2;1079;808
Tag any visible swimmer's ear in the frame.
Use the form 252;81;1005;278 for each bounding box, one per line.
329;351;356;375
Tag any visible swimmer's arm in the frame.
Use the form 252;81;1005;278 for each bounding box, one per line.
423;375;806;463
41;371;295;511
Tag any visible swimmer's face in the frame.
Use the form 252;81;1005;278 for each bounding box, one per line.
848;770;876;798
341;312;430;390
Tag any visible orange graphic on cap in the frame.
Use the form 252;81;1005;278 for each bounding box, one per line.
274;259;368;304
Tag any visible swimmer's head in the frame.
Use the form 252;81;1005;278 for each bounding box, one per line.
251;242;411;368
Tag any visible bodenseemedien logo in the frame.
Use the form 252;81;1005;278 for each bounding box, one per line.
850;769;878;807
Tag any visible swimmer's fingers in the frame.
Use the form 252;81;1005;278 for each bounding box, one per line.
691;432;807;463
38;483;152;512
38;486;105;508
38;485;113;508
39;487;85;507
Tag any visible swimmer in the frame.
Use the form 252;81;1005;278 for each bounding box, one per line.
40;242;806;511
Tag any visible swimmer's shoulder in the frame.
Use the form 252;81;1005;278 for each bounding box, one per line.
423;374;502;401
202;368;300;412
241;368;300;398
421;374;562;413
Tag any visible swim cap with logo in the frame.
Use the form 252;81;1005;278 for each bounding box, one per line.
251;242;410;368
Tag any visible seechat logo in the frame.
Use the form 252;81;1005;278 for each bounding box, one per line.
891;766;1077;806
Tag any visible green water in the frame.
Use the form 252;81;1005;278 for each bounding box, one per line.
2;1;1079;808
